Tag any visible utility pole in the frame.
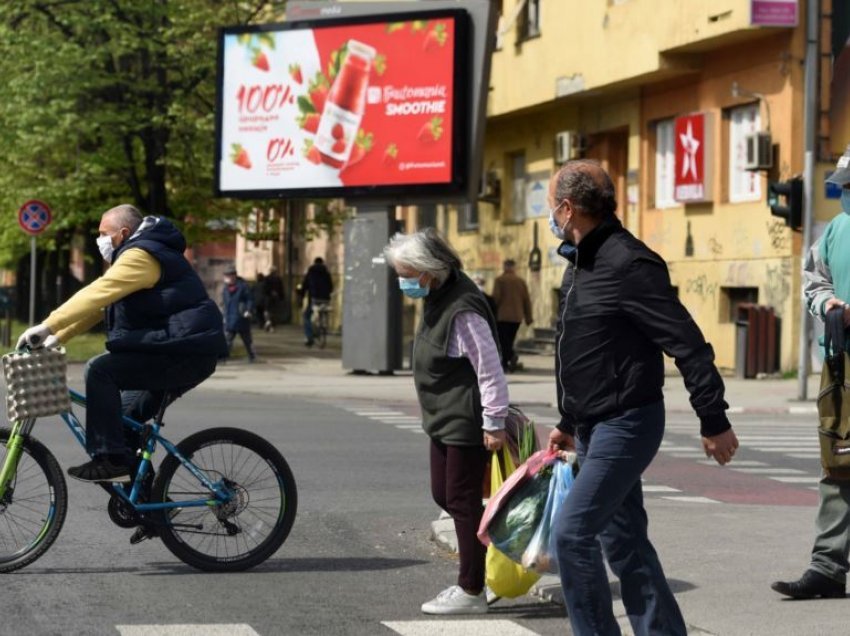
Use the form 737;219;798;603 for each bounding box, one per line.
797;0;820;400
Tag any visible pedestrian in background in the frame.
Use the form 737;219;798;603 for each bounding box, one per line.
222;265;256;363
253;273;268;329
264;266;285;331
546;160;738;635
384;228;508;616
771;144;850;600
299;257;333;347
492;259;533;372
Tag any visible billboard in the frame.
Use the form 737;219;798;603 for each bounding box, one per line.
215;9;470;200
673;112;713;203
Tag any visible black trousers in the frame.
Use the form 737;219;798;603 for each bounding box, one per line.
496;321;521;368
84;351;218;458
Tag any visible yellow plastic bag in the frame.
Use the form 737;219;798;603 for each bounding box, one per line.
484;449;541;598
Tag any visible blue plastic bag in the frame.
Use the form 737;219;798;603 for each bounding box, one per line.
521;459;575;574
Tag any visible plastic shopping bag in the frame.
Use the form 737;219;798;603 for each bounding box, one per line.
522;458;575;574
484;449;541;598
478;449;558;548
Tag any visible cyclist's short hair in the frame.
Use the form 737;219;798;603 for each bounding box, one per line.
104;204;144;234
383;227;462;285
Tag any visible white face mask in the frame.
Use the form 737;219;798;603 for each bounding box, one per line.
96;235;115;262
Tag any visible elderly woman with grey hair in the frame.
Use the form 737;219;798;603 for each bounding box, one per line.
383;227;509;615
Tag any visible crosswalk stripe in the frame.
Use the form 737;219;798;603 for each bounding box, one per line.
382;620;539;636
699;459;766;466
642;485;681;492
661;496;720;504
731;468;807;474
117;626;259;636
787;453;821;459
771;476;821;484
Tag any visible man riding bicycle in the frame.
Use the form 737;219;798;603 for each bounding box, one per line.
18;204;227;484
298;257;333;347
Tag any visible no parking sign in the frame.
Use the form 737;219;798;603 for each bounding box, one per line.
18;200;52;236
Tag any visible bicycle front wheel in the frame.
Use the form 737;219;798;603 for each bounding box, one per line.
152;427;297;572
0;428;68;572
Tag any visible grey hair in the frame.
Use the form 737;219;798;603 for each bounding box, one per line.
554;159;617;219
104;204;144;233
383;227;462;284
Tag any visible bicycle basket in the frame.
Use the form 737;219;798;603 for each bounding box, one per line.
2;348;71;420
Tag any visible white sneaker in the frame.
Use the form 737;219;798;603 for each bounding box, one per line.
421;585;488;615
485;585;501;605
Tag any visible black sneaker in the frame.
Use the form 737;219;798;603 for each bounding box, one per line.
67;457;131;483
129;525;157;545
771;570;846;599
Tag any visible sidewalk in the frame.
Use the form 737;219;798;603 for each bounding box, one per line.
213;323;821;416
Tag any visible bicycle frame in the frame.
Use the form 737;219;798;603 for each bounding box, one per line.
0;389;234;513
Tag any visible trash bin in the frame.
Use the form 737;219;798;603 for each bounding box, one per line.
735;304;780;378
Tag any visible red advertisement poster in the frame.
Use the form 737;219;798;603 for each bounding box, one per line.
216;12;467;198
674;112;712;203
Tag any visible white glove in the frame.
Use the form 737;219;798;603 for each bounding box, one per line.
43;334;61;349
243;311;253;319
16;324;53;350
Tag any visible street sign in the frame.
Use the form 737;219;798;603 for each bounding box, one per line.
18;199;52;235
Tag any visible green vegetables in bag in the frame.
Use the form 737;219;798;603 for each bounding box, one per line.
488;465;553;563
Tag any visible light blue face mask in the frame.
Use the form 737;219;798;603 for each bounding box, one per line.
548;203;567;241
399;276;430;299
841;188;850;214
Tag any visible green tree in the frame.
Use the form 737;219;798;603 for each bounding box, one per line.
0;0;287;264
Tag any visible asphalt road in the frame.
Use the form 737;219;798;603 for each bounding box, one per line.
2;388;569;636
2;370;845;636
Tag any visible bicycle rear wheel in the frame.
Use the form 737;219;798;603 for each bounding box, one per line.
0;428;68;572
317;321;328;349
152;427;297;572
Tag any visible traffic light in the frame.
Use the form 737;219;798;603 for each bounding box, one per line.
768;178;803;230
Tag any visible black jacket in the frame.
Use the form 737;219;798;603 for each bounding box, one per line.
302;263;333;302
555;217;730;438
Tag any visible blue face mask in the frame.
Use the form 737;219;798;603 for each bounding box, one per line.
841;188;850;214
399;276;430;299
548;208;566;241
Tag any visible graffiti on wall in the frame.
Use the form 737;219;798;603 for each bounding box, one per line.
707;236;724;256
766;220;790;251
764;260;792;315
685;274;718;302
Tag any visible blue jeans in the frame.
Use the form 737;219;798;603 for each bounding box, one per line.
554;401;686;636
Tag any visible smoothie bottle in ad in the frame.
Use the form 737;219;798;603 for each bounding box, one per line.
315;39;376;169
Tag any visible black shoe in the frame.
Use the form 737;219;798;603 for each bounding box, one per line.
129;525;157;545
771;570;846;599
305;339;314;347
67;457;131;483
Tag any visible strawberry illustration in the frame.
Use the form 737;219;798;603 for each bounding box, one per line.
303;140;321;165
417;117;444;144
423;23;448;51
310;86;328;114
383;143;398;166
230;144;252;169
332;139;346;154
344;129;375;170
374;54;387;76
331;123;345;140
297;113;320;134
252;50;270;72
289;63;303;84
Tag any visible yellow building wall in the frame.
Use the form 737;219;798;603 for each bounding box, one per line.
491;0;779;117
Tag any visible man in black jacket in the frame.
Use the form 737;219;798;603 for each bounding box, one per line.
545;160;738;636
299;257;333;346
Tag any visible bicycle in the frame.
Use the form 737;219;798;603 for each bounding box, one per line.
0;383;298;573
312;301;331;349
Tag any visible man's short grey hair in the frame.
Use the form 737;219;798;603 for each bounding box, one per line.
104;204;144;233
383;227;462;285
554;159;617;219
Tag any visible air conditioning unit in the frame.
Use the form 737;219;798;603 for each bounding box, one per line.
555;131;582;164
744;132;773;170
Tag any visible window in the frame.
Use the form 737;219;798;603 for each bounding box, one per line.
720;286;759;323
728;104;762;203
508;152;527;222
517;0;540;42
654;118;676;209
457;202;479;232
